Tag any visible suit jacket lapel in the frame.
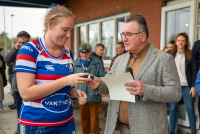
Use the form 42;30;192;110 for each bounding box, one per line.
121;52;130;73
135;44;158;80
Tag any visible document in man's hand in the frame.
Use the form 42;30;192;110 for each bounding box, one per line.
100;73;135;103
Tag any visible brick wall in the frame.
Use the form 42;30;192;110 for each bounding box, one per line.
66;0;166;54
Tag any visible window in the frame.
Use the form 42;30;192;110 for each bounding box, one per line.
89;23;98;52
160;1;196;50
118;17;126;42
101;20;114;60
79;26;86;45
165;7;190;45
74;12;130;67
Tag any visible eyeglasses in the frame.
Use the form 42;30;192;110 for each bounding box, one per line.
120;32;142;39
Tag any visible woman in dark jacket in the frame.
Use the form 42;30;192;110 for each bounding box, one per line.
169;32;197;134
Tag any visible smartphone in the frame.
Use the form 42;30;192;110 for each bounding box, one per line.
82;75;94;80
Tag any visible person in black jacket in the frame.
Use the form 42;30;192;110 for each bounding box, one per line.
192;40;200;70
92;43;105;60
193;35;200;132
4;31;30;134
6;48;16;109
169;32;197;134
0;47;7;114
0;49;7;88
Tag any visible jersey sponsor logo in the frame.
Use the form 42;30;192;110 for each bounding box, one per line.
44;99;70;106
45;65;55;71
22;45;33;52
41;94;71;113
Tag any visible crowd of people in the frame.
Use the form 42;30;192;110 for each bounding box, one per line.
1;3;200;134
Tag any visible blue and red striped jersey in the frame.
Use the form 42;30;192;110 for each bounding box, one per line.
15;37;75;126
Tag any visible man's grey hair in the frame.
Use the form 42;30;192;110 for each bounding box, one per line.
125;15;149;38
95;43;105;50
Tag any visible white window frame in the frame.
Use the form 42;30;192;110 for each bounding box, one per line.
160;0;197;50
74;12;130;68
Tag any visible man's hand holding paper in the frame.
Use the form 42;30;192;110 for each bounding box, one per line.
125;80;145;96
87;73;136;102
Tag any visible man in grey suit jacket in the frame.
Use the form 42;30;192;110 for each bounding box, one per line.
86;15;182;134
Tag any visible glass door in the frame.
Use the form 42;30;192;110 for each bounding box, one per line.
165;7;190;46
160;0;197;50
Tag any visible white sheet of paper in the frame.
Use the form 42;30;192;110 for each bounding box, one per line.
100;73;135;103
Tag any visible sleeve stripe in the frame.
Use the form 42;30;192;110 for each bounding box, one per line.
35;79;53;84
16;60;36;69
15;68;36;72
17;54;36;63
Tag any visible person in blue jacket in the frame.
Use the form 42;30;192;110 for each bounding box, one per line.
74;43;105;134
169;32;197;134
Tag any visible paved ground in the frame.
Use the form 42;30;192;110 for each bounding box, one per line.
0;83;199;134
0;83;119;134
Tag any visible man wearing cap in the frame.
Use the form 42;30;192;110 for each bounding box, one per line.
74;43;105;134
4;30;30;134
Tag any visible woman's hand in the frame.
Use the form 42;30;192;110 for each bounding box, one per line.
190;87;196;98
78;90;87;105
86;76;100;90
65;73;92;86
16;72;91;102
70;88;87;105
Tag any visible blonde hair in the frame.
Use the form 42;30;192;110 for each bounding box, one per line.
43;5;75;33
